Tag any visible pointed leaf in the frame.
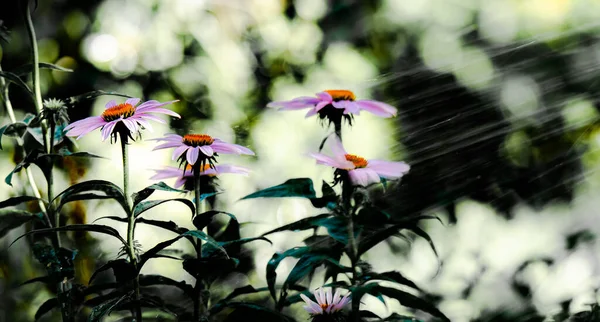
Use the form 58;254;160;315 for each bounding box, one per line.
10;224;127;248
366;285;450;322
12;62;73;76
89;259;134;284
53;180;129;215
131;181;187;208
0;71;33;96
240;178;316;200
67;91;132;106
139;274;194;296
0;209;41;238
133;198;194;218
0;196;46;209
260;213;331;236
193;210;237;230
202;236;272;258
361;271;422;292
87;293;130;322
136;218;188;235
266;247;310;302
411;226;439;258
35;297;58;320
19;276;50;287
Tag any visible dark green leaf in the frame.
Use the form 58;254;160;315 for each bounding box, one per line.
240;178;316;200
211;302;293;321
0;209;41;238
131;181;187;208
139;274;194;296
284;253;331;287
89;259;135;284
193;210;237;230
93;216;127;224
67;91;132;106
10;224;127;248
266;247;310;302
13;62;73;76
0;196;45;209
184;230;227;256
0;124;6;150
357;223;410;257
19;276;50;287
55;148;105;159
27;125;69;148
0;71;33;97
133;198;195;218
87;293;130;322
35;297;58;320
202;236;272;258
361;271;422;292
365;285;450;322
53;180;129;215
309;181;338;209
260;213;331;236
220;285;268;303
410;226;439;258
136;218;188;235
183;257;239;280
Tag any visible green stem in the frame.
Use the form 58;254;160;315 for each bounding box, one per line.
120;134;142;322
193;172;206;321
0;63;50;226
48;121;60;247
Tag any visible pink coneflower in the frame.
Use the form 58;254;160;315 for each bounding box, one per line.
300;288;350;315
267;90;397;118
309;135;410;186
151;133;255;166
64;98;180;141
150;164;250;188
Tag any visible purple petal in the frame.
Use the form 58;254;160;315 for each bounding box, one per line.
148;133;182;142
150;167;183;180
327;135;351;165
186;147;200;165
331;100;347;110
367;160;410;179
131;117;153;132
121;119;138;134
100;121;117;141
137;114;166;124
125;98;141;107
153;141;184;150
267;97;321;110
314;100;330;112
137;107;181;118
355;100;397;117
210;142;255;155
305;108;318;118
335;293;351;310
171;145;189;160
326;289;333;305
300;294;322;314
348;168;381;186
344;101;361;114
308;152;350;169
317;289;326;306
174;177;187;188
64;117;106;139
315;92;332;101
199;145;214;157
213;164;250;176
135;99;179;111
105;100;117;108
332;289;341;305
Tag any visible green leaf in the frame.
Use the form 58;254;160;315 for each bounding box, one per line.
363;285;449;322
202;236;272;258
410;225;439;258
0;124;6;150
309;180;338;209
183;257;239;280
0;70;33;97
357;223;413;257
12;62;74;76
284;253;332;288
361;271;422;293
67;90;132;106
10;224;127;248
138;230;226;270
266;247;310;302
131;181;187;208
220;285;269;303
240;178;316;200
211;302;293;321
53;180;129;215
0;196;46;209
55;147;105;159
89;259;135;284
133;198;195;218
35;297;58;320
139;274;194;296
87;293;130;322
0;209;42;238
136;218;188;235
260;213;331;236
27;125;69;148
193;210;237;230
19;276;50;287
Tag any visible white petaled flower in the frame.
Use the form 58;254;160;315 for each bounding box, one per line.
300;288;350;315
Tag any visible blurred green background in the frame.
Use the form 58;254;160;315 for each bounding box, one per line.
2;0;600;321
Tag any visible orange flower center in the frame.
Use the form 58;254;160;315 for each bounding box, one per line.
182;134;215;147
325;90;356;101
320;303;329;311
101;103;136;121
345;154;368;168
185;164;212;172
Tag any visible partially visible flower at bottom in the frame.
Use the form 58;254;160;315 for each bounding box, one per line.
309;135;410;186
150;164;250;189
300;288;350;316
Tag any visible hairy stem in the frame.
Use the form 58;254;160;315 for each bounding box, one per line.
48;121;59;247
0;62;50;227
120;134;142;321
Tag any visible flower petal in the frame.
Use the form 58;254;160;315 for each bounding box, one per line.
174;177;187;188
305;108;318;118
125;98;141;107
314;100;330;112
105;100;117;108
171;145;189;160
199;145;214;157
187;147;200;165
348;168;381;186
331;100;346;110
332;289;341;305
316;92;332;101
210;141;255;155
122;119;138;134
137;107;181;118
355;99;397;117
300;294;322;314
213;164;250;176
335;293;351;311
326;288;333;305
308;152;349;169
150;167;184;180
100;121;117;141
366;160;410;179
267;97;321;110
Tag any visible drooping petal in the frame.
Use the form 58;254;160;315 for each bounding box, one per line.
152;140;183;150
335;293;351;311
105;100;117;108
348;168;381;186
314;100;330;112
150;167;183;180
305;108;318;118
213;164;250;176
210;141;255;155
149;133;182;142
267;97;321;110
326;288;333;305
100;121;117;141
136;113;166;124
121;119;138;134
199;145;214;157
64;116;105;131
132;116;153;132
366;160;410;179
317;289;326;306
186;146;200;165
137;107;181;118
328;135;348;160
355;100;397;117
174;176;187;188
344;101;361;114
125;97;141;107
332;289;341;305
68;120;106;140
171;145;189;160
331;100;347;110
135;99;179;111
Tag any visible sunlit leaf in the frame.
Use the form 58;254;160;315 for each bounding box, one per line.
240;178;316;200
